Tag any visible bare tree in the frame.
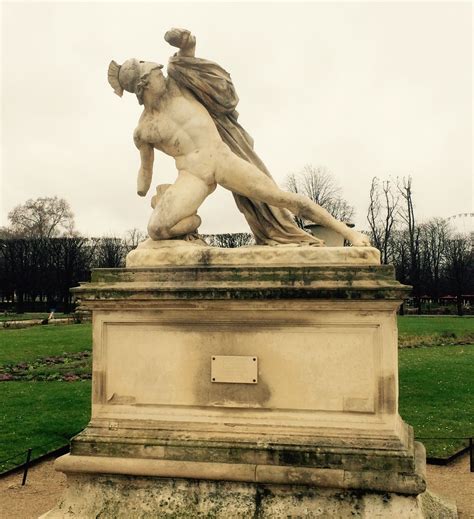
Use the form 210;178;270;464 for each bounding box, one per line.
298;165;341;207
421;218;450;299
0;239;30;312
324;198;355;226
397;176;422;312
47;237;92;313
7;196;76;238
366;178;399;264
444;233;473;316
204;233;254;248
0;227;16;239
124;228;147;250
0;236;94;313
285;165;355;227
93;237;127;268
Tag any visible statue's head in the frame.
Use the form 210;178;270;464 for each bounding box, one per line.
108;59;164;105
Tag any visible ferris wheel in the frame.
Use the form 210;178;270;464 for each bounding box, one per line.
447;213;474;235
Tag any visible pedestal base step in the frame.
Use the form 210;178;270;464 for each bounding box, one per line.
41;472;456;519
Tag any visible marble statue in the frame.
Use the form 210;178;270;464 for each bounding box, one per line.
108;28;370;247
46;31;449;519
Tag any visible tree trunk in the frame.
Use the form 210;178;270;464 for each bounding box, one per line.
16;291;24;314
416;297;422;315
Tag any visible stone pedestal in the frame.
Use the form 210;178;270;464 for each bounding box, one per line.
43;246;456;518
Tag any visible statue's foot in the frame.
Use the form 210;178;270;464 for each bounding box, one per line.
308;238;325;247
347;230;371;247
178;233;208;246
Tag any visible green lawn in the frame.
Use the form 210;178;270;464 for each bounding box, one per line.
397;315;473;347
0;317;472;474
0;324;92;473
0;324;91;365
399;344;473;457
398;315;473;336
0;381;91;473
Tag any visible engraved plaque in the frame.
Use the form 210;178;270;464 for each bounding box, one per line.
211;355;258;384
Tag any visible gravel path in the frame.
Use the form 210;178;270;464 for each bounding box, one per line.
0;458;66;519
0;455;472;518
424;454;473;518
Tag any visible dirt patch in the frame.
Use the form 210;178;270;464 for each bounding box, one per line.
0;458;66;518
0;455;472;518
426;453;474;518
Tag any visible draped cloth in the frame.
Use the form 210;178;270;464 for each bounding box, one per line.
167;56;318;245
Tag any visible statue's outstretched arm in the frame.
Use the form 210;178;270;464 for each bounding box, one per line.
134;131;154;197
164;28;196;58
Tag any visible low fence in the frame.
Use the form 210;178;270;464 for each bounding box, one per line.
418;437;474;466
0;436;78;484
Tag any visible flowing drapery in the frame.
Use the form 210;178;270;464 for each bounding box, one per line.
167;56;318;245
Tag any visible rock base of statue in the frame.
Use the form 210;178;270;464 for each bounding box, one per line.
42;245;456;518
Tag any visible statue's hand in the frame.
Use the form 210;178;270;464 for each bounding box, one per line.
346;230;371;247
165;28;195;50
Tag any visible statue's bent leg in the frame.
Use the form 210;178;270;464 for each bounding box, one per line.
148;171;214;240
214;148;370;246
162;214;202;238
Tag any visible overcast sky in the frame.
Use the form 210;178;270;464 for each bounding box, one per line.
1;1;472;237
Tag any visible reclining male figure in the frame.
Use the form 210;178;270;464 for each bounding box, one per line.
108;28;370;247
